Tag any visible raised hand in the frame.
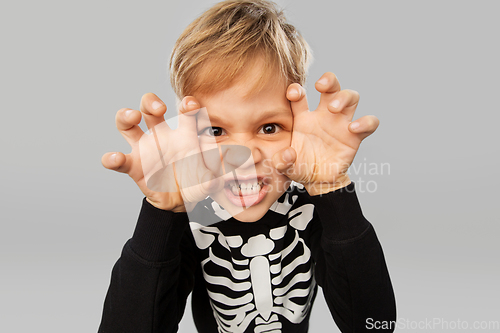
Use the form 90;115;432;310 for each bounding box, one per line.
101;93;223;211
272;72;379;195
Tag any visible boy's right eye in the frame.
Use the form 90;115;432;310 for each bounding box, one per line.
200;126;226;137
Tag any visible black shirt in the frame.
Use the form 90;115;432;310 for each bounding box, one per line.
98;182;396;332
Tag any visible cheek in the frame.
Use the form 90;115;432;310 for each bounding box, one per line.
261;133;291;155
200;143;223;175
259;137;293;187
268;171;292;198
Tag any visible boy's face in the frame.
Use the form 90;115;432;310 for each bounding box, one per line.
195;69;293;222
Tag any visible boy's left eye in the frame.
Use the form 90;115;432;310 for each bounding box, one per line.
259;124;281;135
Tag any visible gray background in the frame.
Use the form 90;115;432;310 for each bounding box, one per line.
1;0;499;332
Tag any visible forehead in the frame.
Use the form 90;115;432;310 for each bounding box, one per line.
195;76;291;125
192;57;294;127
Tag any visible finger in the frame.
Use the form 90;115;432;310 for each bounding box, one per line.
101;151;133;174
140;93;167;130
316;72;341;109
116;108;144;145
286;83;309;117
271;147;297;176
327;89;360;120
140;92;167;116
349;115;379;140
315;72;341;94
178;96;201;130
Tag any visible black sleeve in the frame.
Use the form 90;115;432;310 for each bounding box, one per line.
308;182;396;332
98;198;197;333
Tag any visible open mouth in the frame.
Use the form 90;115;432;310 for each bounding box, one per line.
223;176;270;207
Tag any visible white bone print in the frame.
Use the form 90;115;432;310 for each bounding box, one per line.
190;200;316;333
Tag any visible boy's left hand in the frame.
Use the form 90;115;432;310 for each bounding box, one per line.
272;72;379;196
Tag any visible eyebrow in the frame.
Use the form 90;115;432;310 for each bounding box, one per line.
201;109;292;125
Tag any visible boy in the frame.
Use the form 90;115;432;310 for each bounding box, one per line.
99;0;396;332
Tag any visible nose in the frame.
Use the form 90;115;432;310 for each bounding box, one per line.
220;135;262;172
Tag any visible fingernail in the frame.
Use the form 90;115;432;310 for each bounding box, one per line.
289;88;300;99
110;153;117;163
125;110;133;118
317;78;328;86
187;100;198;108
350;122;360;131
330;100;340;109
283;149;293;163
152;101;163;110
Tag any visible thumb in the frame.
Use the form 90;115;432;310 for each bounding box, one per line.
178;161;224;204
200;171;225;195
272;147;297;175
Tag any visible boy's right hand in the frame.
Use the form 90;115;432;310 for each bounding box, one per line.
101;93;223;212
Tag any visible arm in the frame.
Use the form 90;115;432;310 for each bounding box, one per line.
99;200;195;333
271;72;396;331
99;93;221;332
309;183;396;332
98;199;196;333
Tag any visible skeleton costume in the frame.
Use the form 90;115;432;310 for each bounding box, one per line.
99;183;396;332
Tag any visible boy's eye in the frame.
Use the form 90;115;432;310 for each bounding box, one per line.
259;123;280;134
201;126;225;137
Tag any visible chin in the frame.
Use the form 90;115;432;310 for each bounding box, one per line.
231;204;271;222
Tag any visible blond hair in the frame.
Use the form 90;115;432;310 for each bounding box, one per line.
169;0;311;98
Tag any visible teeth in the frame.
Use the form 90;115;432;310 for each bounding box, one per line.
229;181;262;196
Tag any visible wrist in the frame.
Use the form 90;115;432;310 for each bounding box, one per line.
304;174;351;196
146;197;187;213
